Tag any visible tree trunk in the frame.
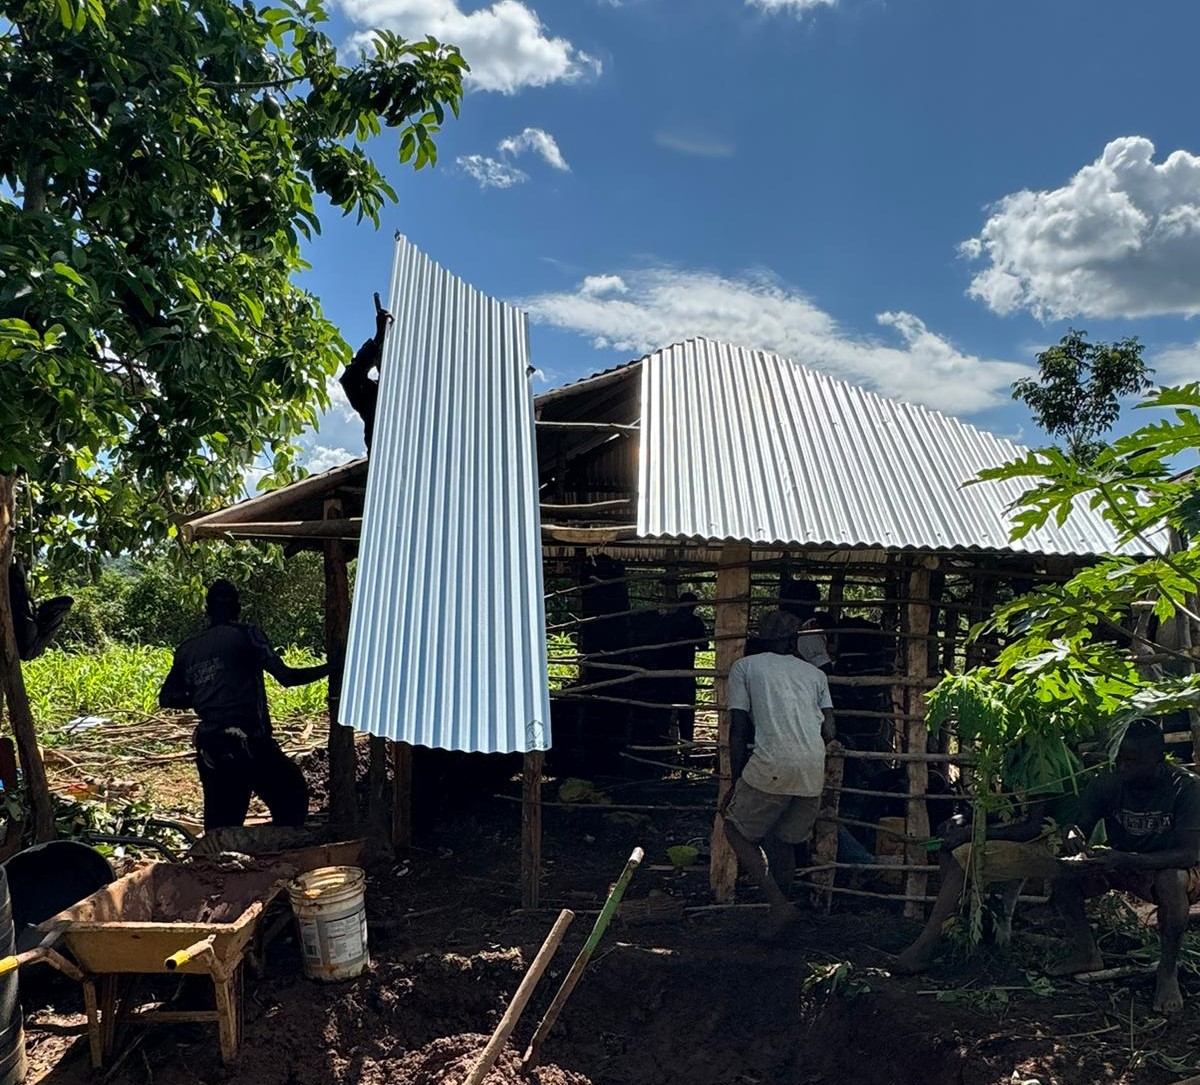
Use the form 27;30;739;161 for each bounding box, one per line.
0;474;55;841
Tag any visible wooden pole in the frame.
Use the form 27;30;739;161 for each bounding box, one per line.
812;741;844;913
0;476;54;841
710;541;751;903
903;557;937;919
462;909;575;1085
390;741;413;851
367;736;389;843
521;751;544;909
322;498;357;826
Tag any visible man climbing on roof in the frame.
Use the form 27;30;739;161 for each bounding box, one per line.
722;609;835;939
1048;718;1200;1014
159;580;333;830
339;292;394;452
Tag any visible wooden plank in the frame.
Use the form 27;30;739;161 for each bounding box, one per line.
521;752;545;909
323;498;357;826
182;458;367;531
903;558;936;919
187;518;361;541
391;741;413;850
710;541;752;903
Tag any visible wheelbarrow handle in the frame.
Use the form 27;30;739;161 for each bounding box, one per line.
165;934;217;972
0;933;84;983
0;924;66;974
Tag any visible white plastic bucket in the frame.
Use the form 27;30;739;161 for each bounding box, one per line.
288;866;369;982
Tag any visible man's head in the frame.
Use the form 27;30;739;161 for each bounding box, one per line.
205;579;241;624
1115;718;1166;787
756;609;801;653
679;592;699;612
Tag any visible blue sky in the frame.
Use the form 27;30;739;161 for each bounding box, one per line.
297;0;1200;470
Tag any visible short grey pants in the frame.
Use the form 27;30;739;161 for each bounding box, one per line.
725;779;820;844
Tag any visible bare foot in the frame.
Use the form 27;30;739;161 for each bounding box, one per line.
1154;969;1183;1015
758;903;798;941
891;948;933;975
1046;949;1104;977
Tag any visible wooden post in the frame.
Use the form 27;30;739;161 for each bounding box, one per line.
521;750;544;909
322;498;357;826
367;735;389;841
390;741;413;851
710;541;752;902
903;557;937;919
0;476;54;841
812;741;844;912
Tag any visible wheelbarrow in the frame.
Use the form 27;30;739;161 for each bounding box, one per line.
2;863;288;1067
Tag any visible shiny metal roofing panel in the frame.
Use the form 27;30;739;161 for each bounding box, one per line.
638;338;1135;556
340;236;550;753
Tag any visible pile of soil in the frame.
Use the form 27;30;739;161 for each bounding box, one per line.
387;1034;591;1085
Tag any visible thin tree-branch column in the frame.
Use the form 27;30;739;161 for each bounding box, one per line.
0;474;54;841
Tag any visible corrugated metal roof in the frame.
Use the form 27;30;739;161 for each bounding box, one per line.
340;235;550;753
637;338;1136;556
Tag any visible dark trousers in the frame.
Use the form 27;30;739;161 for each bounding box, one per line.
195;728;309;830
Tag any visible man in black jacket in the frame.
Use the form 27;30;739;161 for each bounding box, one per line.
160;580;332;829
339;297;393;451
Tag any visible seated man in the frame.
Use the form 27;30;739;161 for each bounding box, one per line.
1050;718;1200;1014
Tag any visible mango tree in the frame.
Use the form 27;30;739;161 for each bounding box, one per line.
0;0;466;838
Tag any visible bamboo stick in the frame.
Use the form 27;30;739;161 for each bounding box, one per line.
461;909;574;1085
522;849;643;1072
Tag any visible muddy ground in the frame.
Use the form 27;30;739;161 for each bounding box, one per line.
21;765;1200;1085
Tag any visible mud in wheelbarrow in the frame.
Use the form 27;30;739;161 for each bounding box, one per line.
34;862;289;1067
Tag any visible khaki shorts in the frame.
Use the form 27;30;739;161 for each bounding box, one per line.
950;839;1059;883
725;779;820;845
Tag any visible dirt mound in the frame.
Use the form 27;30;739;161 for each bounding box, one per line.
386;1034;591;1085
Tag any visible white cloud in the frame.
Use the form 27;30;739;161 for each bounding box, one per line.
1151;342;1200;385
746;0;835;14
339;0;599;94
458;127;568;188
964;136;1200;320
457;153;528;188
655;132;735;158
497;127;570;170
305;445;357;475
579;274;628;297
522;266;1031;414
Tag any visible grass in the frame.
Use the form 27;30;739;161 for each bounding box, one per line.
24;644;330;745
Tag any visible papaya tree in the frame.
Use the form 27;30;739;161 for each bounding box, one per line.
0;0;466;838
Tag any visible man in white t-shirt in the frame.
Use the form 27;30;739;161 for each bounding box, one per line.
723;609;835;937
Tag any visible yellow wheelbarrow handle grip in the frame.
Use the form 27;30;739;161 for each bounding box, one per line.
0;956;18;977
165;935;216;971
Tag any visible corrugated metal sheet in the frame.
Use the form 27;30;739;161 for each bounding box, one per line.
340;236;550;753
638;338;1136;556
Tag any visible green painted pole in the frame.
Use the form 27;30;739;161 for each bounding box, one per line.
521;846;644;1071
